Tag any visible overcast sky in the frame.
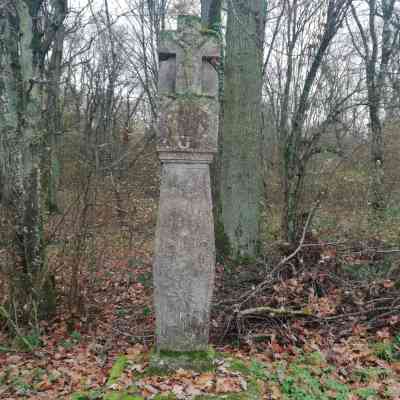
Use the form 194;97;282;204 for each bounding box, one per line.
70;0;201;16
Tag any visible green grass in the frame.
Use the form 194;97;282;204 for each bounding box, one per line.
372;340;400;362
279;363;350;400
69;341;400;400
59;330;82;349
262;345;400;400
107;356;128;385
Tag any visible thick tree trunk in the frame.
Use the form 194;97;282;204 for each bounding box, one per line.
219;0;266;258
0;0;56;325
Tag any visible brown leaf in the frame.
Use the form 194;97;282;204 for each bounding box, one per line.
185;384;203;396
126;344;144;360
269;383;282;399
383;280;395;288
172;384;185;398
7;355;22;363
376;328;391;339
215;377;241;393
195;372;214;390
387;382;400;397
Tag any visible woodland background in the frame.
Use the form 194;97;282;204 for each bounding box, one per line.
1;0;400;399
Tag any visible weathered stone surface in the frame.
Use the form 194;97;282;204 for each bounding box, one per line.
158;16;220;96
154;163;215;351
153;14;220;355
157;15;220;159
158;55;176;94
158;95;218;155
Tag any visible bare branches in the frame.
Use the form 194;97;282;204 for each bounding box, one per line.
238;199;321;308
292;0;352;135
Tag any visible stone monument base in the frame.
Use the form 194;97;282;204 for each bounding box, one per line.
149;348;216;372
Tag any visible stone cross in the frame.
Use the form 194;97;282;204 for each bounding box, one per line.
153;15;220;355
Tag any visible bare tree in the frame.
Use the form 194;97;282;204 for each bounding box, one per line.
265;0;352;243
349;0;400;213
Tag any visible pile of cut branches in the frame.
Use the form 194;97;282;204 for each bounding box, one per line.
212;238;400;346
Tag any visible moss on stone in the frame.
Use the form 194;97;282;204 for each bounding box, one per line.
150;348;216;372
177;15;202;27
200;27;221;40
159;348;216;360
159;30;175;41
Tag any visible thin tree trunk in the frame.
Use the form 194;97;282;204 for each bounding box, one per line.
44;0;67;212
201;0;222;28
351;0;397;213
281;0;350;243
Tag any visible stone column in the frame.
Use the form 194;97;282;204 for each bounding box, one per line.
153;15;220;358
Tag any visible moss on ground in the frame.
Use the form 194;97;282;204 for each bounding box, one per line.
107;356;128;385
71;341;400;400
72;392;142;400
71;349;262;400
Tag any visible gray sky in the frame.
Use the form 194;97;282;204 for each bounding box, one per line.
70;0;201;16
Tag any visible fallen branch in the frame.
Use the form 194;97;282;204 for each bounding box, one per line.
238;199;321;306
238;306;314;318
112;326;154;340
324;305;400;321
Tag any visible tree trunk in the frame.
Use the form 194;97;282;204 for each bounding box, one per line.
201;0;222;28
366;0;395;213
44;0;67;213
351;0;397;214
368;84;385;212
0;0;56;325
219;0;266;258
280;0;350;243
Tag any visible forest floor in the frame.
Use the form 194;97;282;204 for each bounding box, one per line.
0;194;399;399
1;145;400;399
